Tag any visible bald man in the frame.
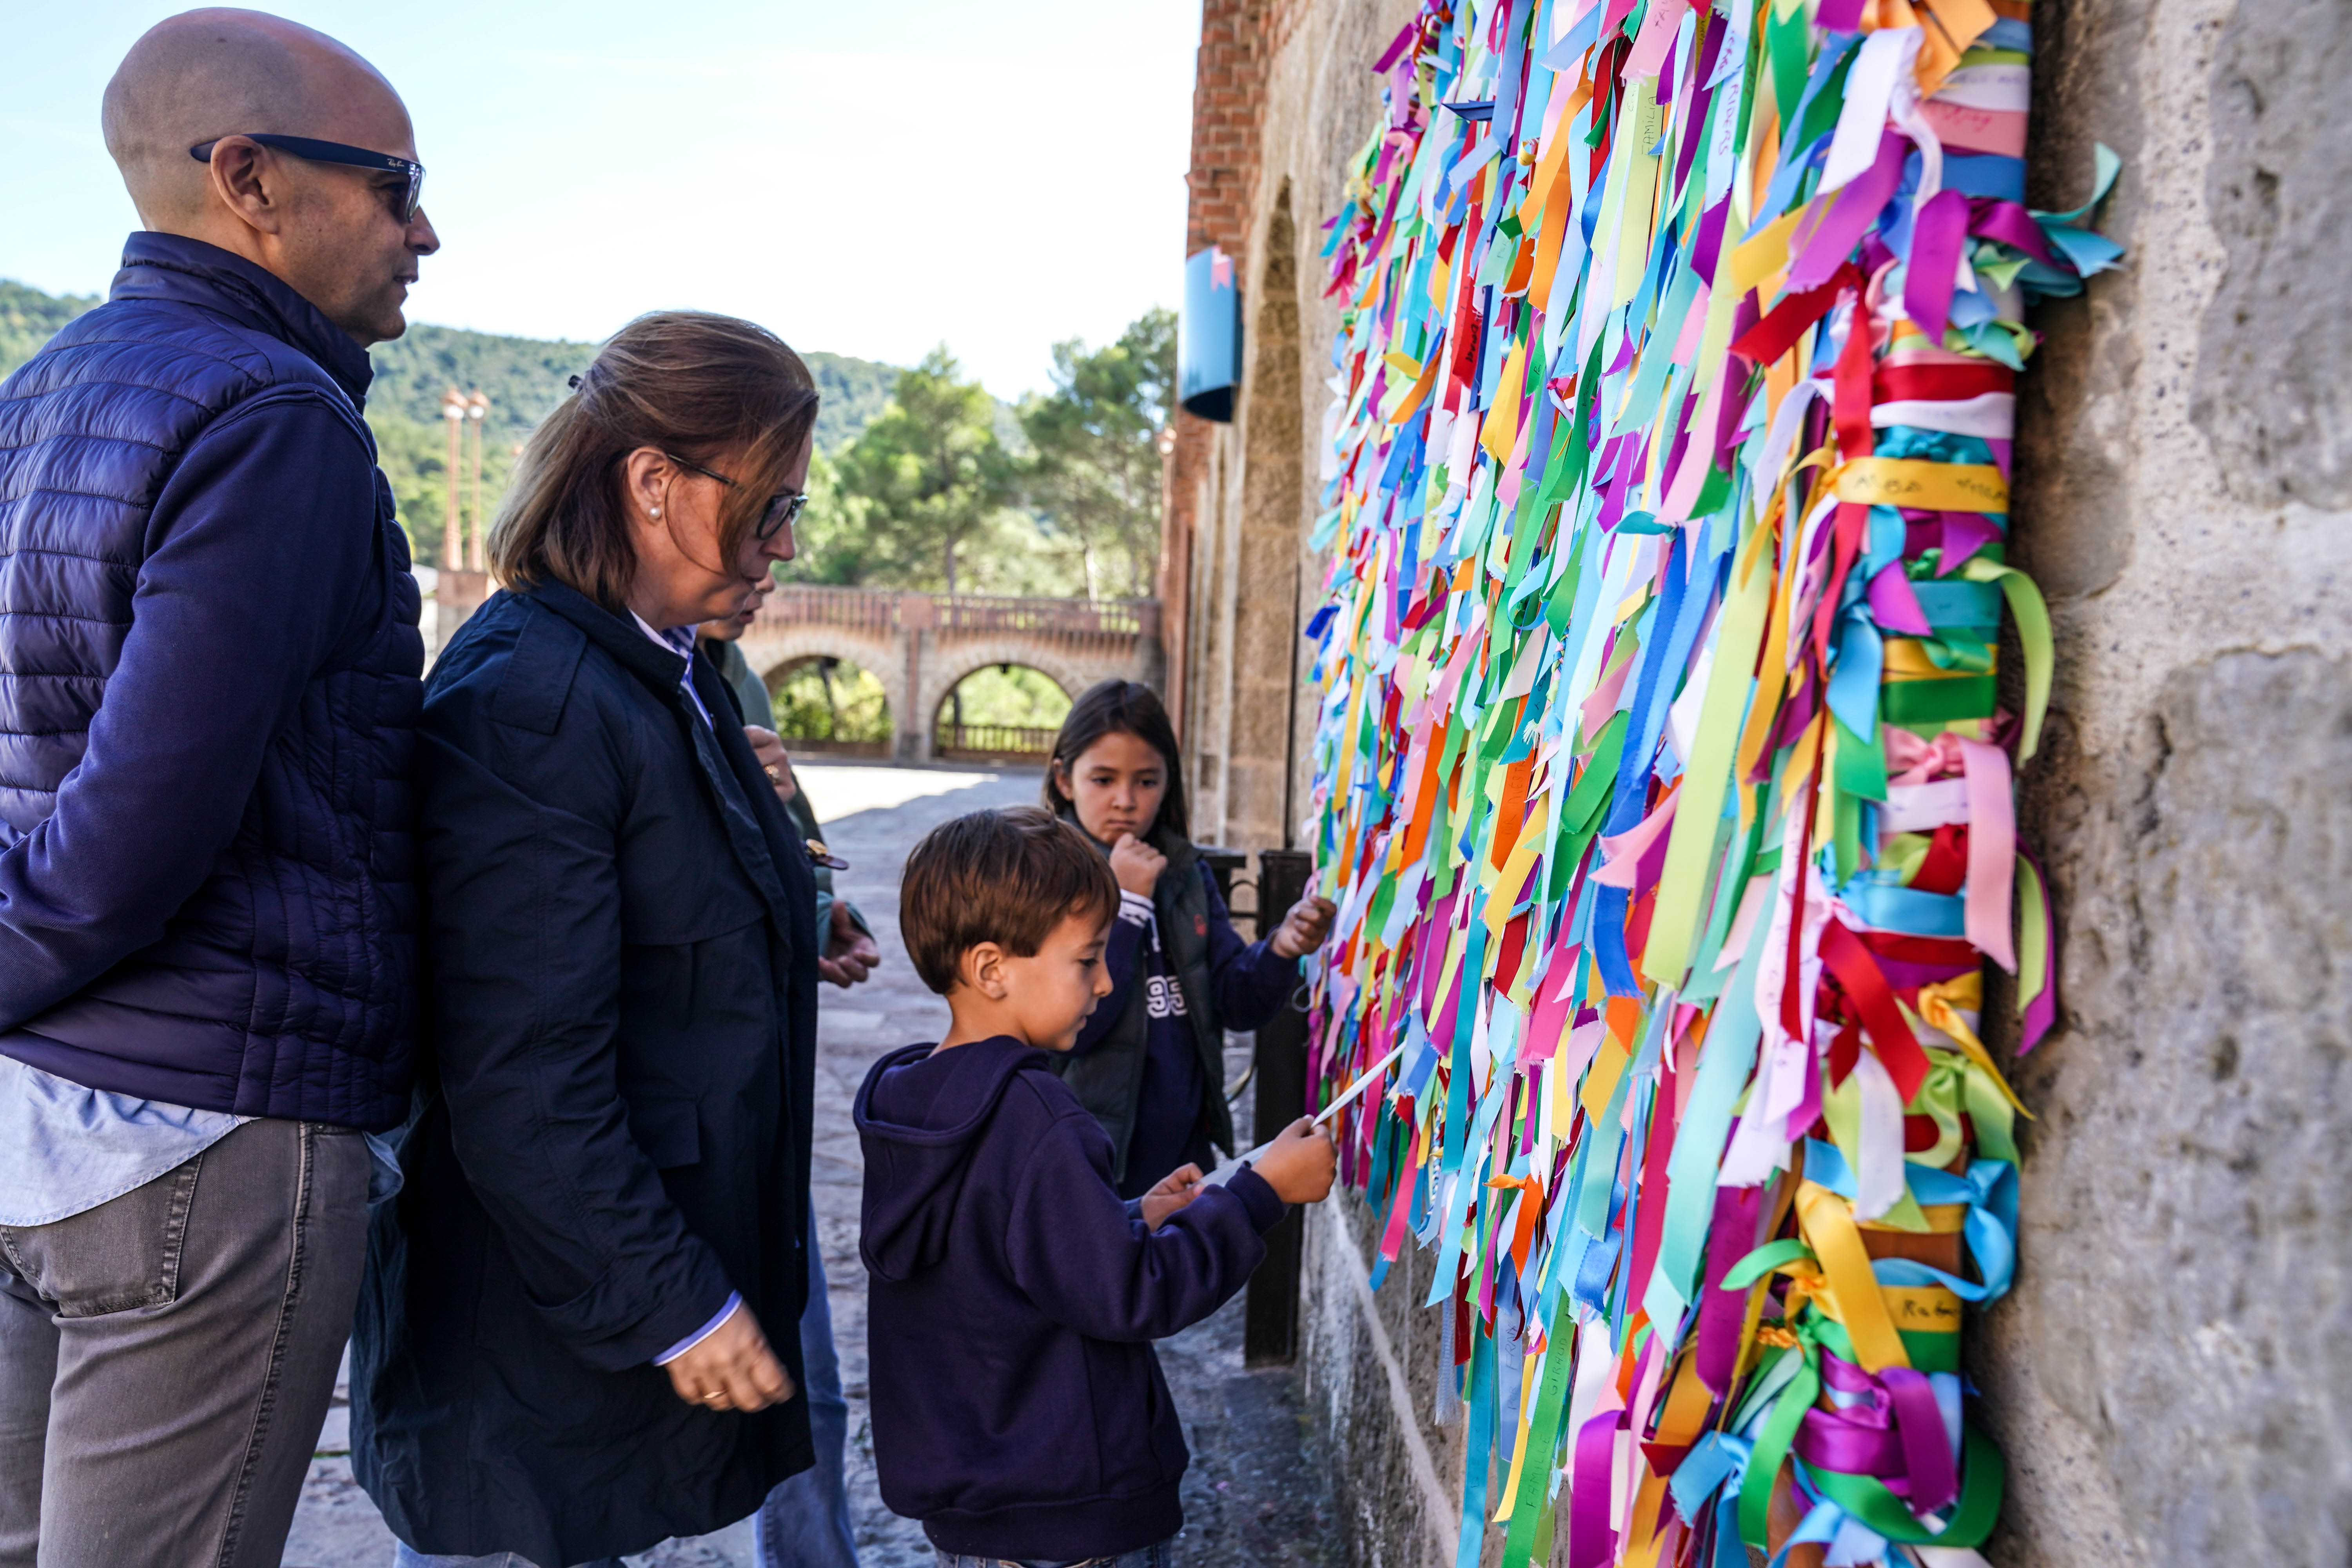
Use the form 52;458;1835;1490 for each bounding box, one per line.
0;12;437;1568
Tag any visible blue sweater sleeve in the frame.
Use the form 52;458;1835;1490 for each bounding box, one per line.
0;395;376;1030
1198;866;1300;1035
1004;1094;1285;1344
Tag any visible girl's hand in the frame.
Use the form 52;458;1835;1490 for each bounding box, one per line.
1108;833;1167;897
1251;1118;1337;1204
1269;895;1337;960
664;1301;794;1413
1138;1163;1205;1228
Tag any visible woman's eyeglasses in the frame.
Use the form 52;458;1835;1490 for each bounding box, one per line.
189;134;426;224
661;452;807;542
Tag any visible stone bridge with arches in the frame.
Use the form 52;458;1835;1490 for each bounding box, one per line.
737;586;1165;763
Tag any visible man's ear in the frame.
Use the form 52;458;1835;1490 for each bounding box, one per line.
206;138;290;237
960;942;1010;1000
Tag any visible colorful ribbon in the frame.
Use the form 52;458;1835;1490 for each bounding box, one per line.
1290;1;2117;1563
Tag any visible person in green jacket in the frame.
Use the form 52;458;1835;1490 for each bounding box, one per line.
699;599;878;988
697;592;873;1568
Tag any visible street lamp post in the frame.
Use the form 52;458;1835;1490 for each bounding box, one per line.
465;389;489;571
440;387;465;571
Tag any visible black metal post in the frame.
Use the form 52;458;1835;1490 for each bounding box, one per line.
1244;848;1314;1366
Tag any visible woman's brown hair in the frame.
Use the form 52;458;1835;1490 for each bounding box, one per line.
488;310;820;609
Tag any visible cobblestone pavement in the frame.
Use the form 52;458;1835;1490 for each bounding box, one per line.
285;761;1335;1568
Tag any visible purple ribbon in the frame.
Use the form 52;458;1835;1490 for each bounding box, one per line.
1788;133;1907;291
1866;561;1934;635
1969;200;2062;270
1568;1414;1622;1568
1799;1355;1959;1511
1902;189;1973;345
1902;510;2005;572
1695;1183;1766;1392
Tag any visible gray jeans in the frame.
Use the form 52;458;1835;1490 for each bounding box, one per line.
0;1118;369;1568
932;1542;1173;1568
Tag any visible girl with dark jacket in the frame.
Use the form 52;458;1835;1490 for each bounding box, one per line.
353;312;829;1568
1045;682;1335;1199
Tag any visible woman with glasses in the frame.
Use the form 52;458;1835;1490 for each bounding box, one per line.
352;312;826;1567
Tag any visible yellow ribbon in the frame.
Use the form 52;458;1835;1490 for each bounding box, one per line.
1831;457;2011;514
1795;1181;1910;1372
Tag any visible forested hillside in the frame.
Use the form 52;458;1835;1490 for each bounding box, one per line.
0;278;1171;601
0;280;99;369
1;278;898;568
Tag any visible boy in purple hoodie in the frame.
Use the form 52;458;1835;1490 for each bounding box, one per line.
856;807;1336;1567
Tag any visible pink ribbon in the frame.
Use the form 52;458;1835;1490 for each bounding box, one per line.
1883;728;1966;787
1593;788;1680;889
1957;737;2015;971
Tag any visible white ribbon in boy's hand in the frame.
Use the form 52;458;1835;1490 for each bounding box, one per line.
1138;1163;1206;1228
1247;1118;1338;1203
665;1300;795;1413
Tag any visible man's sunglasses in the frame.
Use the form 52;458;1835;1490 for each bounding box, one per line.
189;134;426;224
662;452;807;543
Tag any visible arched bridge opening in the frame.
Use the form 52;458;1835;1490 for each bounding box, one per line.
739;586;1163;764
932;663;1073;764
766;653;893;759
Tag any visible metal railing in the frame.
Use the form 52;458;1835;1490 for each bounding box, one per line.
751;585;899;635
933;723;1059;760
933;595;1154;639
753;585;1158;641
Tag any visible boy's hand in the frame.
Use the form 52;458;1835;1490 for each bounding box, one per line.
1269;895;1337;960
1138;1163;1205;1227
1250;1117;1337;1205
665;1301;794;1414
745;726;799;803
1109;833;1167;897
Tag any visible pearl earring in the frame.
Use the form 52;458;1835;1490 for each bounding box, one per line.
649;506;661;517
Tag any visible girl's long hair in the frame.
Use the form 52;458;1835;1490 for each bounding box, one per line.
1043;679;1191;840
488;310;819;610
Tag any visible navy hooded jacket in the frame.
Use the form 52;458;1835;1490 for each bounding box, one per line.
855;1035;1286;1560
0;234;423;1128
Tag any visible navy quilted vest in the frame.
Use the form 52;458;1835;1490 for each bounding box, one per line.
0;234;422;1128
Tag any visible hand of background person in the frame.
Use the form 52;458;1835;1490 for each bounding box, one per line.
818;901;881;988
1138;1163;1205;1228
1269;895;1337;960
744;725;798;803
1108;832;1167;897
664;1301;793;1413
1250;1117;1337;1205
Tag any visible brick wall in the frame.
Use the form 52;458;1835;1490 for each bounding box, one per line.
1159;0;1288;735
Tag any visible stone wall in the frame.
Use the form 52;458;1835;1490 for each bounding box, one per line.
1981;2;2352;1561
1173;0;2352;1563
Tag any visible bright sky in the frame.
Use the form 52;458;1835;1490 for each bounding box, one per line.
0;0;1200;396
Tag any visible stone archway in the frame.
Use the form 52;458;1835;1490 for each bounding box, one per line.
913;639;1098;748
739;624;905;739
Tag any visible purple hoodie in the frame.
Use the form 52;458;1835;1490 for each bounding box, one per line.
855;1035;1286;1559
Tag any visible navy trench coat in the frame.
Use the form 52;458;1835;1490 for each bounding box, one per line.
352;580;818;1565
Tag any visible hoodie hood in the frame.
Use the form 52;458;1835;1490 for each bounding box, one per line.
854;1038;1060;1281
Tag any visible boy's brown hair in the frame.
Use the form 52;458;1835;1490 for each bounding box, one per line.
900;806;1119;994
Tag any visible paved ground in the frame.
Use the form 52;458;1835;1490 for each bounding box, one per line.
285;760;1336;1568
